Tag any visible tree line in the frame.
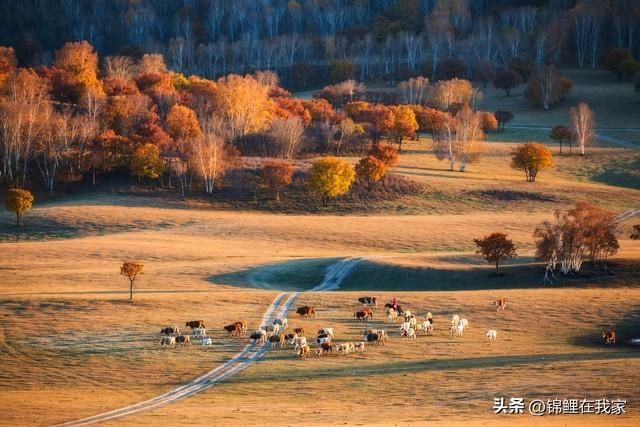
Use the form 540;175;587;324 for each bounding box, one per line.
0;1;639;90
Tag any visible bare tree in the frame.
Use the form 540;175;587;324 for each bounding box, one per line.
570;102;594;156
269;117;304;159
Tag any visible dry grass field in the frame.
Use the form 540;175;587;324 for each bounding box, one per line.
0;135;639;426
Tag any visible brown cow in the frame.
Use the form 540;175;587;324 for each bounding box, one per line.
293;327;305;335
186;320;205;329
602;330;616;345
268;334;285;348
233;320;248;335
175;335;191;346
494;298;507;312
296;306;316;318
223;323;242;336
354;308;373;322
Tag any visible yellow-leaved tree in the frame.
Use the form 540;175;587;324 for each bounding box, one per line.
54;41;104;99
6;188;33;227
308;157;355;207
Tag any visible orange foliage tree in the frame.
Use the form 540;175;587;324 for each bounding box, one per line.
355;155;387;188
5;187;33;227
120;261;144;301
474;232;517;274
53;41;103;102
308;157;355;207
511;142;553;182
261;160;294;201
368;144;398;167
390;105;418;152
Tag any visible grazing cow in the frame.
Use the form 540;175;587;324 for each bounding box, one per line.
358;296;377;307
160;326;180;336
250;330;267;344
260;324;280;336
274;318;288;331
296;306;316;318
160;336;176;348
486;330;497;342
294;336;307;352
297;344;310;358
367;329;387;340
185;320;205;329
401;328;416;340
175;335;191;346
316;342;332;357
223;323;242;336
201;337;213;346
234;320;248;335
268;334;286;348
602;330;616;345
353;309;372;322
494;298;507;311
293;327;304;336
317;328;334;338
451;315;460;326
354;342;365;352
363;331;384;346
386;308;398;323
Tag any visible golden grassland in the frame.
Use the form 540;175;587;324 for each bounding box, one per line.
0;139;639;426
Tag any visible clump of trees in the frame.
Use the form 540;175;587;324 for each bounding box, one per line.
474;233;517;275
120;261;144;301
534;203;619;284
308;157;355;207
526;65;573;111
435;106;485;172
6;187;33;226
511;143;553;182
550;125;574;154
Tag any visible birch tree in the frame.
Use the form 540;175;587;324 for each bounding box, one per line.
570;102;594;156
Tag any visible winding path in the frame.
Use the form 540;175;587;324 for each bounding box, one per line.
54;257;362;426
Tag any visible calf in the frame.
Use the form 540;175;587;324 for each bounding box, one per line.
486;330;497;342
354;342;365;353
175;335;191;346
201;337;213;346
268;334;285;348
160;336;176;348
602;330;616;345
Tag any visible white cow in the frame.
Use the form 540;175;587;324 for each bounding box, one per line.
294;336;308;351
486;330;497;342
201;337;213;346
317;328;334;338
417;320;433;335
192;327;207;339
354;342;365;352
401;328;416;340
451;314;460;326
261;324;279;336
274;318;288;331
400;321;411;332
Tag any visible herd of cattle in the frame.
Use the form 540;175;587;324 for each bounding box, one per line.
158;296;617;353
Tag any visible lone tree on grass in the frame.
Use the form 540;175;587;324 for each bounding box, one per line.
511;142;553;182
6;188;34;227
120;261;144;301
570;102;594;156
494;111;514;132
474;233;517;275
493;69;523;96
308;157;355;207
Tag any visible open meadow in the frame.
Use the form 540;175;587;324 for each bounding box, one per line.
1;137;639;426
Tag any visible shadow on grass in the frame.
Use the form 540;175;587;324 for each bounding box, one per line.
228;350;640;384
210;258;640;292
570;306;640;349
592;157;640;190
